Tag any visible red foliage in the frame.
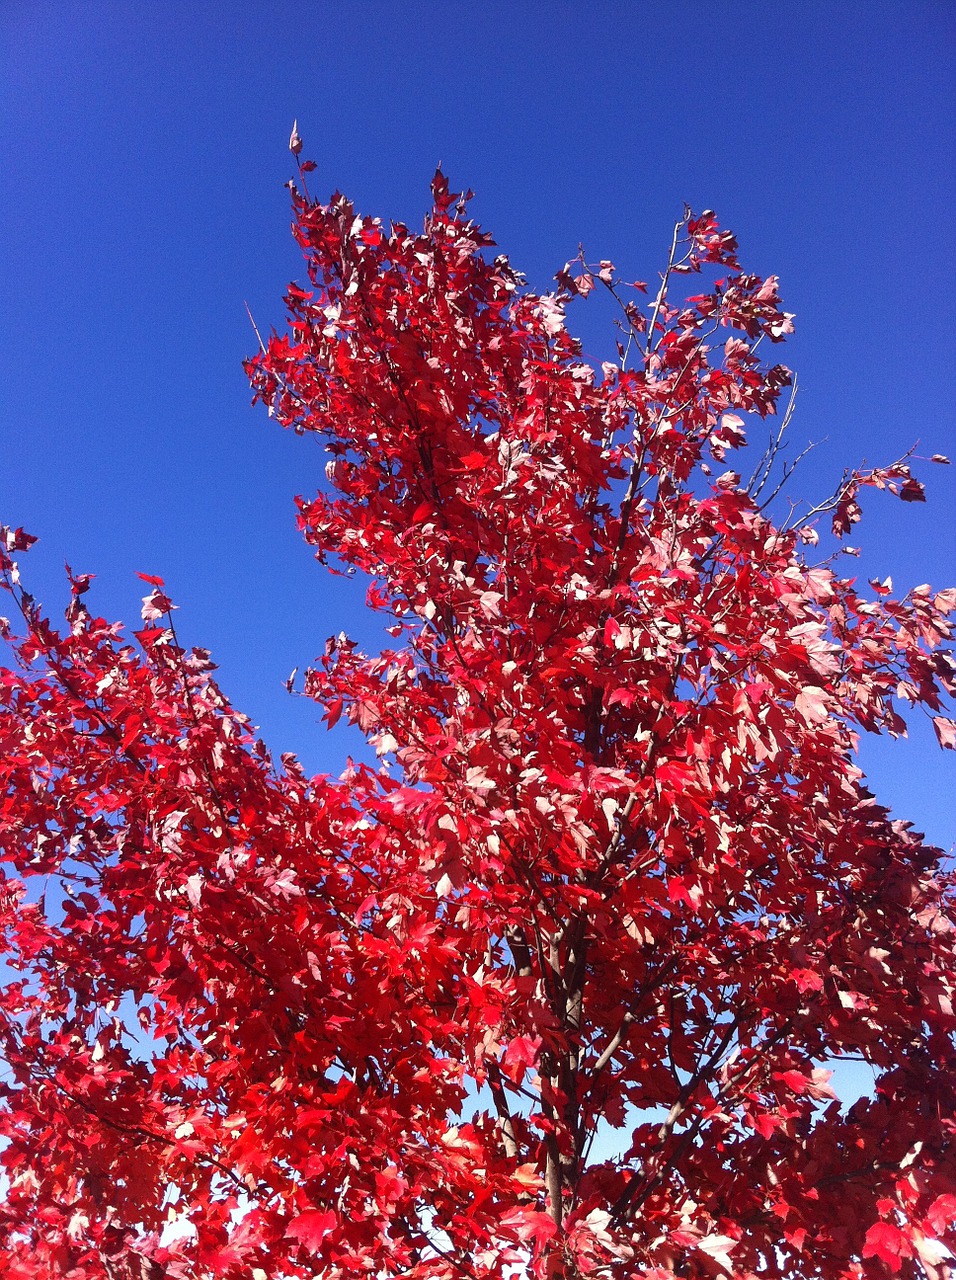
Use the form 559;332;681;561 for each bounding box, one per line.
0;155;954;1278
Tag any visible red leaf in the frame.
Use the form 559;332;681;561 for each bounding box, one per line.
861;1221;907;1268
1;525;38;553
501;1035;541;1082
774;1068;836;1100
926;1193;956;1233
499;1206;558;1247
794;685;830;725
134;626;164;646
751;1111;782;1139
286;1209;336;1251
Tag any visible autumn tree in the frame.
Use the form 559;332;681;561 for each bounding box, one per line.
0;144;954;1279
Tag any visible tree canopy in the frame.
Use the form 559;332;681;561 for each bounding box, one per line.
0;153;953;1279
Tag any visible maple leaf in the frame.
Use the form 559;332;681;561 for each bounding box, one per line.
926;1193;956;1234
499;1206;559;1248
775;1068;837;1101
286;1209;336;1251
861;1221;909;1268
501;1034;541;1082
794;684;831;725
697;1233;738;1272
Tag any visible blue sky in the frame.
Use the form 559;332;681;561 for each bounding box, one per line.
2;2;953;856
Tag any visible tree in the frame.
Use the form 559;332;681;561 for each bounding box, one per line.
0;148;954;1280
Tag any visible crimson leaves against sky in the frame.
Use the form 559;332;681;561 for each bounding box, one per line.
0;154;954;1279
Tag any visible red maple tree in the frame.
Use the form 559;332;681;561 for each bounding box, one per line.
0;147;954;1279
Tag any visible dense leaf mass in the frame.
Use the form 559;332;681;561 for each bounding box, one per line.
0;163;954;1278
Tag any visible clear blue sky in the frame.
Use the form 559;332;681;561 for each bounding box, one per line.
2;3;954;854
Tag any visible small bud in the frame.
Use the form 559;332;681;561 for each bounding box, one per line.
289;119;303;157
